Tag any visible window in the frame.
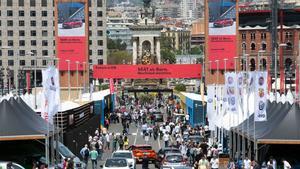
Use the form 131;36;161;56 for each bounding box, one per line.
42;50;48;56
30;20;36;26
89;50;92;55
30;0;36;7
7;10;13;17
0;60;2;66
42;40;48;46
30;11;36;17
19;20;25;26
251;43;256;50
286;42;293;50
97;30;103;36
31;40;36;46
20;60;26;66
42;21;47;27
8;60;14;66
89;40;92;45
19;0;24;6
261;32;266;40
285;32;293;39
250;32;255;40
97;11;103;17
97;40;103;46
41;0;47;7
31;30;36;36
42;30;48;37
19;50;25;56
8;50;14;56
42;11;47;17
97;0;102;7
261;43;266;50
0;31;1;36
30;50;36;55
42;60;47;66
7;0;13;6
98;59;103;65
19;10;24;16
97;50;103;56
0;51;2;57
89;21;92;27
19;40;25;46
89;31;92;36
7;30;13;36
97;21;103;26
89;11;92;17
88;0;91;7
8;40;13;46
31;60;35;66
7;20;13;26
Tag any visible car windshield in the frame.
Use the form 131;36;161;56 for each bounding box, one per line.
113;152;132;158
165;149;180;154
105;159;127;167
166;155;183;163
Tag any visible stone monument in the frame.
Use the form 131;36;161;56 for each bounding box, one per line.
129;0;163;65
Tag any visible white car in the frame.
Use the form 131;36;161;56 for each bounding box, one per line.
100;158;133;169
111;150;136;169
0;162;25;169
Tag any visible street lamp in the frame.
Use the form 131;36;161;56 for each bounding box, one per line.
75;61;79;97
27;51;37;109
65;60;71;100
1;46;12;94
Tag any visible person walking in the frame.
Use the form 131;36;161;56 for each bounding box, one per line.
210;155;219;169
243;157;251;169
112;133;118;152
144;131;150;144
124;136;129;149
79;144;89;168
105;133;110;151
282;159;291;169
163;132;170;147
90;148;98;169
118;135;124;150
198;156;209;169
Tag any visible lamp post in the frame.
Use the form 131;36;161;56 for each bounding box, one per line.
27;51;37;109
275;43;287;99
66;60;71;100
83;62;86;93
1;46;11;94
75;61;79;97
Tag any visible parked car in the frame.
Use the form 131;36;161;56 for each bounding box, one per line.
62;18;83;29
100;158;133;169
156;147;181;168
111;150;136;169
213;18;234;27
160;153;187;168
0;161;25;169
127;145;157;163
152;112;164;122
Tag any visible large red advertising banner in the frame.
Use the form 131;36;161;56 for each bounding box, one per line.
93;64;202;79
208;0;237;70
57;2;86;71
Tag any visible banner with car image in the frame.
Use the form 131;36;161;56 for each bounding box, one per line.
57;1;86;70
208;0;237;70
255;71;267;122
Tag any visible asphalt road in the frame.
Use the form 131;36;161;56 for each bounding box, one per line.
87;107;168;169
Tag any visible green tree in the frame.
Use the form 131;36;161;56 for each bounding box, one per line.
160;36;176;64
107;38;127;50
174;84;186;92
108;50;132;64
190;46;203;55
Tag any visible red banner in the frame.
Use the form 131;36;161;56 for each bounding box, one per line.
57;2;86;71
93;64;202;79
109;79;115;94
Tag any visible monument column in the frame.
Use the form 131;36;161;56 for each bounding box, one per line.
156;37;161;64
133;38;138;65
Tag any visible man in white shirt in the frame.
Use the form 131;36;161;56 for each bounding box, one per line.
282;159;291;169
163;132;170;147
185;114;190;124
243;157;251;169
210;155;219;169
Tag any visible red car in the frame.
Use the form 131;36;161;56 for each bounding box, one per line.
128;144;157;163
62;19;83;29
213;18;234;27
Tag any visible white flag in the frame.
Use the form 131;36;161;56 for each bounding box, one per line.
207;85;215;130
41;66;60;124
255;71;268;121
226;72;237;113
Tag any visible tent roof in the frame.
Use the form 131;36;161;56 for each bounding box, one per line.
232;101;300;144
0;98;51;141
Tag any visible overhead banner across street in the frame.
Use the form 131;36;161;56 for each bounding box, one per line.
207;0;237;70
93;64;202;79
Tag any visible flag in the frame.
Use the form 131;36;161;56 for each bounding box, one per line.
225;72;237;113
207;85;215;130
41;66;60;124
255;71;268;122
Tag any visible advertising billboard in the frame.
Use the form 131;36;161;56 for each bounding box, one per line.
93;64;202;79
208;0;237;70
57;1;86;70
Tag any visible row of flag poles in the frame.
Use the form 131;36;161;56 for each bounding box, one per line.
207;71;268;154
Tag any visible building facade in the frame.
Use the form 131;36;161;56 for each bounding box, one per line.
161;27;191;54
0;0;106;91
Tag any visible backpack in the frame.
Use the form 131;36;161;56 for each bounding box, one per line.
84;149;89;158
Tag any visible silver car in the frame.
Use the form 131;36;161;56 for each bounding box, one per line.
160;153;187;168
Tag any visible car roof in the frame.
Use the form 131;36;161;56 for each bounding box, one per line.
113;150;132;153
165;153;183;156
162;147;180;150
133;144;151;147
106;158;128;161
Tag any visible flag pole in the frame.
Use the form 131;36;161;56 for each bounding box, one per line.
223;58;228;150
215;60;220;144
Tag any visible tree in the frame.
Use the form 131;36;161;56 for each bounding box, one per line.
160;36;176;63
107;38;127;50
107;50;132;64
190;46;203;55
174;84;186;92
